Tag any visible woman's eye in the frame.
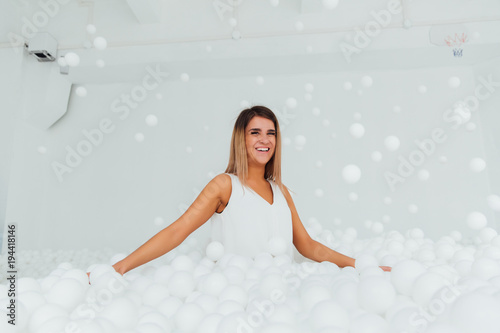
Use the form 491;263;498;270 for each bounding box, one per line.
251;132;258;134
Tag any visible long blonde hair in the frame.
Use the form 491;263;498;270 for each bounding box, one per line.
224;105;287;195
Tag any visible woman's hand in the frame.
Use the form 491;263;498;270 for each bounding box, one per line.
379;266;392;272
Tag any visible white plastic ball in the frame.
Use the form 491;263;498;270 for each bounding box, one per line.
322;0;339;10
384;136;400;151
267;237;287;256
355;254;378;271
269;0;279;7
57;56;67;67
304;83;314;92
256;76;264;85
143;283;170;307
286;97;297;109
314;188;324;198
408;204;418;214
487;195;500;211
295;21;304;31
46;278;86;309
393;105;401;113
180;73;189;82
467;211;487;230
199;272;228;296
348;192;358;201
174;303;205;332
349;123;365;138
343;81;353;90
391;260;426;296
99;297;139;329
418;85;427;93
310;300;350;331
357;276;396;314
448;76;461;88
371;221;384;234
228;18;237;27
86;24;96;34
361;75;373;87
470;158;486;172
294;135;306;148
342;164;361;184
96;59;105;67
75;86;87;97
64;52;80;67
93;36;107;50
350;313;388;333
206;241;225;261
134;132;144;142
145;114;158;127
371;151;382;162
418;169;430;181
450;293;500;333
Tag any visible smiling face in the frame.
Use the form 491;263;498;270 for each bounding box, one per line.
245;116;276;167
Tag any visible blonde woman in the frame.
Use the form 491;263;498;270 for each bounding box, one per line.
89;105;390;281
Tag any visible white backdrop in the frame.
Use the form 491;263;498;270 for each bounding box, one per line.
2;53;500;254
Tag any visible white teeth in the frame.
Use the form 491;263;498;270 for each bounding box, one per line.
257;148;269;152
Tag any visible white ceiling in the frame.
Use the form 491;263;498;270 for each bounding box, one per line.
2;0;500;81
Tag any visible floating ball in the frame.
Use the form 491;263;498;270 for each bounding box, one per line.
384;136;400;151
470;158;486;172
180;73;189;82
371;151;382;162
64;52;80;67
86;24;96;34
418;85;427;93
145;115;158;127
361;75;373;87
286;97;297;109
93;36;107;50
467;211;487;230
342;164;361;184
322;0;339;10
75;86;87;97
448;76;461;88
487;194;500;211
349;123;365;138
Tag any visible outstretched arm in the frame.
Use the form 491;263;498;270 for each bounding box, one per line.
98;174;229;276
281;185;391;272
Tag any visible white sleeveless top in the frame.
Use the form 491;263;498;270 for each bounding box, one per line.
210;173;294;259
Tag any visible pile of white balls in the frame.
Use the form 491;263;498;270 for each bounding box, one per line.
2;223;500;333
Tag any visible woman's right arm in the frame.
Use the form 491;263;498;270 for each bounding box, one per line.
111;174;230;275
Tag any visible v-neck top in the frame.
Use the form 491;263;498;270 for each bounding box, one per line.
210;173;294;259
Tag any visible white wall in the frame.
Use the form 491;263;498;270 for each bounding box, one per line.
3;57;499;253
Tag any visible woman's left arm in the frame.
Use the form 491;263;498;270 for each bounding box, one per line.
282;185;391;272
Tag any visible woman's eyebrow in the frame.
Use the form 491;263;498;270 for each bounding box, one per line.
249;128;276;132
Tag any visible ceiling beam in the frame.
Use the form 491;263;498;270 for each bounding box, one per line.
126;0;163;24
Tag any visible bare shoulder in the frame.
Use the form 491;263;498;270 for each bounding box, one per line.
208;173;231;199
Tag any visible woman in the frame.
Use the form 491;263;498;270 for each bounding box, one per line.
90;105;390;279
